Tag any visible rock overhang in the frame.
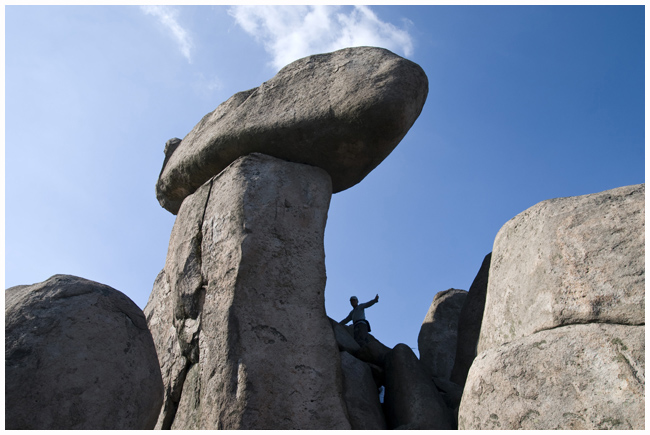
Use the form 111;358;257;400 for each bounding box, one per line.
155;46;429;214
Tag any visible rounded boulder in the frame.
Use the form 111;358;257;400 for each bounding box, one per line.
5;275;164;430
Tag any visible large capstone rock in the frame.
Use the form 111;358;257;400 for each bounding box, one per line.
478;184;645;353
156;46;429;214
418;288;467;380
5;275;164;430
449;253;491;386
145;153;351;429
459;323;645;430
339;351;387;429
383;344;454;430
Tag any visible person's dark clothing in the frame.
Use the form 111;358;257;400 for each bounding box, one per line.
340;299;377;345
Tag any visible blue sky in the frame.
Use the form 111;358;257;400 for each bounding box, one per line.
5;5;645;352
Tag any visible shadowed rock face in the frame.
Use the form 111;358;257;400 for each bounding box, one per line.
418;288;467;380
146;153;351;430
383;344;454;430
339;351;387;430
156;46;429;214
5;275;164;430
449;253;491;387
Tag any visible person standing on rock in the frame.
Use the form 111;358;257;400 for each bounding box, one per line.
340;294;379;345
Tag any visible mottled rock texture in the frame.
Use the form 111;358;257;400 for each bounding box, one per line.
459;184;645;430
384;344;454;429
156;46;428;214
339;351;387;429
478;184;644;353
459;324;645;429
5;275;163;430
145;153;351;429
418;288;467;380
450;253;491;386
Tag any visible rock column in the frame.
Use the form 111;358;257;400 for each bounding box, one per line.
145;153;351;429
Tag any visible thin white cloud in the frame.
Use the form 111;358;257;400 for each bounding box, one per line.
192;73;224;97
228;5;414;71
141;6;193;63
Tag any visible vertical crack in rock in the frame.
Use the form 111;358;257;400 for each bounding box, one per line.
153;155;348;429
164;178;214;429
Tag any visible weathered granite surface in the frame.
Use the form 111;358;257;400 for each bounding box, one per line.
460;323;645;429
459;184;645;430
156;46;428;214
145;153;350;429
478;184;644;353
5;275;163;430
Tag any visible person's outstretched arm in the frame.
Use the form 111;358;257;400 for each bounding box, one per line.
360;294;379;309
340;312;353;325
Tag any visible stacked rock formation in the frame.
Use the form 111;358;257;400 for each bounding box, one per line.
155;46;428;215
5;44;643;431
146;153;350;429
145;46;428;429
458;184;645;429
5;275;164;430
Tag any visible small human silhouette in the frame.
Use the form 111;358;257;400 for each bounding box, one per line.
339;294;379;345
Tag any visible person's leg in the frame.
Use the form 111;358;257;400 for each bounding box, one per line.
354;322;369;345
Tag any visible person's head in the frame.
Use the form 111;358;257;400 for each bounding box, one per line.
350;296;358;307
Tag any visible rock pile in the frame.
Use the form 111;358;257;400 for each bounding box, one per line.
330;319;455;429
5;275;163;430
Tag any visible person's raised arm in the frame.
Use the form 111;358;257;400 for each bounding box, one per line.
360;294;379;309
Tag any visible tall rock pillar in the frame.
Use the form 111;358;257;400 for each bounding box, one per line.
146;46;428;429
145;153;350;429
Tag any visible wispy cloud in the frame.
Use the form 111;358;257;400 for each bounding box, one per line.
228;5;414;71
192;72;224;97
141;6;193;63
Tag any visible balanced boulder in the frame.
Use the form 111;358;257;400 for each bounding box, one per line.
156;46;429;214
5;275;164;430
